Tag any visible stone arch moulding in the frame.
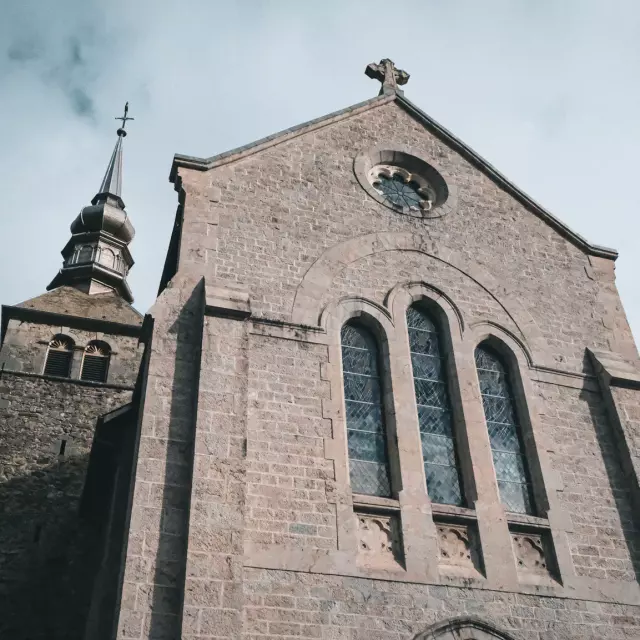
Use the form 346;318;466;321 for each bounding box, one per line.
414;616;521;640
468;320;535;368
320;295;394;337
386;281;465;342
292;231;549;364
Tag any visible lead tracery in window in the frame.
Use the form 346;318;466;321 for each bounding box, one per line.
341;322;392;497
475;344;535;515
407;306;464;506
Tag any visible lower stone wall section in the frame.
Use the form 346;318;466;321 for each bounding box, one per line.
243;568;640;640
0;373;132;640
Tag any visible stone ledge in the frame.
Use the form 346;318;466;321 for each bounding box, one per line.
204;284;251;319
0;368;135;391
243;543;640;606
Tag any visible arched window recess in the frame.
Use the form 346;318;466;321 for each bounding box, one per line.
80;341;111;383
475;342;536;515
43;335;74;377
407;304;465;507
341;321;393;498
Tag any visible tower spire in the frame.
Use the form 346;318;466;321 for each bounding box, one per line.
47;103;137;303
93;103;133;208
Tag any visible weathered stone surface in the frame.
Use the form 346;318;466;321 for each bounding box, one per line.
0;373;133;639
17;286;143;325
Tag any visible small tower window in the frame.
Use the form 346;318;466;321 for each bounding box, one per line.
77;245;94;264
341;322;392;497
99;247;116;270
43;336;74;377
80;341;111;383
475;344;535;515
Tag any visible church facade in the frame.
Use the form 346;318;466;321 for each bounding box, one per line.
1;61;639;640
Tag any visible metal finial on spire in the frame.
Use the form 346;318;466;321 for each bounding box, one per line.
92;103;134;207
365;59;410;96
115;102;134;137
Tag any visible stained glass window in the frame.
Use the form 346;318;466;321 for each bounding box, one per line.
475;345;535;515
407;306;464;506
341;323;391;497
373;173;425;209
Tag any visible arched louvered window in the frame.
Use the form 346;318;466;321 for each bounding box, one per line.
80;341;111;383
44;336;74;377
341;322;391;497
475;345;534;515
407;306;464;506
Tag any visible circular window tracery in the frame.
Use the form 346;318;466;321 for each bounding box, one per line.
368;165;437;212
354;147;456;219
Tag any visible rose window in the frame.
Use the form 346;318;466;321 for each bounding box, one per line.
369;166;436;212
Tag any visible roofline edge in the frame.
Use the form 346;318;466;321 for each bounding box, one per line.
168;92;618;261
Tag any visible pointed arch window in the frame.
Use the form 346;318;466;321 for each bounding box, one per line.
44;336;74;377
341;322;391;497
475;345;534;515
81;341;111;383
407;306;464;506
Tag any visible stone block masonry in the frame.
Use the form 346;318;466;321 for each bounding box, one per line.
0;372;133;640
113;90;640;639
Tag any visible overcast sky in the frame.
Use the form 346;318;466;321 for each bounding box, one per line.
1;1;638;345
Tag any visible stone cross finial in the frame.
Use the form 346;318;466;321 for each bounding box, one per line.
365;59;410;95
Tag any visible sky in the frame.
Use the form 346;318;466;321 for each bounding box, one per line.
1;0;639;344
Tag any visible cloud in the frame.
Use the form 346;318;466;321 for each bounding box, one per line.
0;0;639;347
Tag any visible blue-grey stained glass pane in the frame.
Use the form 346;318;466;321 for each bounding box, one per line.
343;372;382;403
417;406;452;436
497;480;533;515
414;378;448;408
481;394;516;425
406;307;436;332
408;306;464;507
342;323;391;497
475;347;505;373
345;400;384;433
475;345;534;515
425;463;462;506
350;459;391;497
374;173;424;209
487;421;520;452
341;324;375;351
478;370;509;396
348;430;388;463
408;328;440;356
492;451;529;483
421;434;457;467
410;353;442;380
341;345;377;376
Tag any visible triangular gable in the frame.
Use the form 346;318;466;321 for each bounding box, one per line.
170;92;616;260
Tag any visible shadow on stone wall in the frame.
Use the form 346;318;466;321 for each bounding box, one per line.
147;282;204;638
0;455;105;640
581;381;640;584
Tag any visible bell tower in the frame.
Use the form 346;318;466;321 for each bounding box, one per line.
48;103;136;302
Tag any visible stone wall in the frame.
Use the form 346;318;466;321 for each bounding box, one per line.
0;371;133;640
243;568;640;640
174;98;637;370
114;95;640;638
1;318;142;386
